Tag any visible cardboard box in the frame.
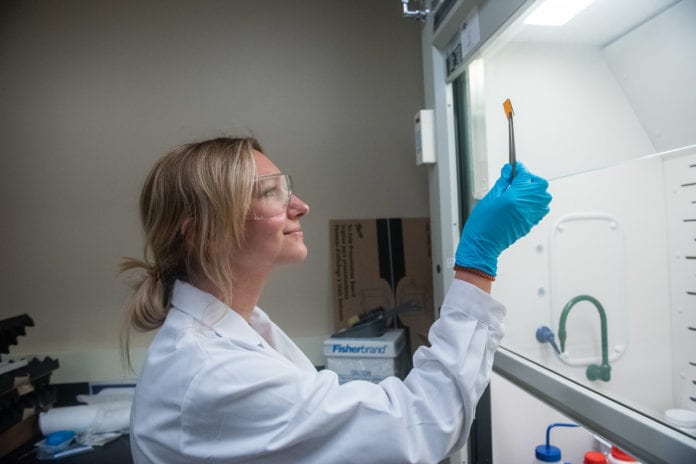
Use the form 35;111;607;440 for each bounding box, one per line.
323;330;410;384
329;218;434;354
0;413;40;458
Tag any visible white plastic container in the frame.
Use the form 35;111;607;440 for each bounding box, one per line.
323;329;408;384
664;408;696;435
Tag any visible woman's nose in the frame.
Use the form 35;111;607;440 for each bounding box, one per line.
287;194;309;218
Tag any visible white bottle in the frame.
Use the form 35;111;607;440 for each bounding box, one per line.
606;446;640;464
665;408;696;435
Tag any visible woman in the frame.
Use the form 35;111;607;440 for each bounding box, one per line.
124;136;551;463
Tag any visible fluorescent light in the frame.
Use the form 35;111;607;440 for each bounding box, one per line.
524;0;597;26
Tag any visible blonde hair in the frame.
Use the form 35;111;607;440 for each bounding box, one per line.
121;137;261;362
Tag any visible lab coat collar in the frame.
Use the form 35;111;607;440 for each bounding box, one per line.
170;279;266;349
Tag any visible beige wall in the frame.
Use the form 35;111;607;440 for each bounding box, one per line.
0;0;427;380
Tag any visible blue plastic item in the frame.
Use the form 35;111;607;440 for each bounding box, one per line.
535;423;579;462
536;326;561;355
44;430;76;447
48;444;94;459
36;430;86;461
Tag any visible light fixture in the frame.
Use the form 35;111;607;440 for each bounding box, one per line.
524;0;597;26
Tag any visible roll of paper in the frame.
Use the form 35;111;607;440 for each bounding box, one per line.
76;387;134;404
39;401;131;435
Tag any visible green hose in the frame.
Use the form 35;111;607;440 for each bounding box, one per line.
558;295;611;382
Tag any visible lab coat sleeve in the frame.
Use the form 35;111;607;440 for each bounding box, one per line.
180;279;505;464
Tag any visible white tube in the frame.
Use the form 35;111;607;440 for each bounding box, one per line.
39;401;131;435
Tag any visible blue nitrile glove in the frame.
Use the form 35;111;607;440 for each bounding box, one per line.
455;162;552;276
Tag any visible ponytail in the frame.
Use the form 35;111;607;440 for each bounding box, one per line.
120;257;173;372
121;258;171;330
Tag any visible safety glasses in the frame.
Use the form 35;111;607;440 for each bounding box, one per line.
251;174;294;220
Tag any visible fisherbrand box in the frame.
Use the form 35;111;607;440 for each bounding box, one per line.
329;218;434;354
323;330;409;384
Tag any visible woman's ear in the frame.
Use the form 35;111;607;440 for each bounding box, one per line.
180;218;196;249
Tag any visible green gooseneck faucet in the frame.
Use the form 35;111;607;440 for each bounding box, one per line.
558;295;611;382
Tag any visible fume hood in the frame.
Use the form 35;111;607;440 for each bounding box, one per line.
420;0;696;462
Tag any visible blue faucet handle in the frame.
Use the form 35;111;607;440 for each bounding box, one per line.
536;326;561;355
536;326;553;342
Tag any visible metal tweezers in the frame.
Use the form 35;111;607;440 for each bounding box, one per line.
503;98;516;180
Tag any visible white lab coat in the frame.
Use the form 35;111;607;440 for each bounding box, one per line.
130;279;505;464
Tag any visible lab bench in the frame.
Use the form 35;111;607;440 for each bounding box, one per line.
1;382;133;464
